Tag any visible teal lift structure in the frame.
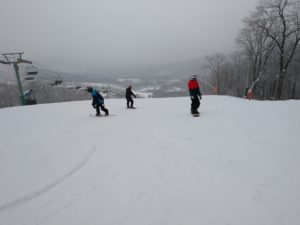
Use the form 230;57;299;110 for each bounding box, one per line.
0;52;34;105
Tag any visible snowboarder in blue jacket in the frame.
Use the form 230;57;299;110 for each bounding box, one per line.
87;87;109;116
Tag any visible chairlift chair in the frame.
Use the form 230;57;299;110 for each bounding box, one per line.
51;74;63;86
26;65;38;75
24;65;38;80
24;75;35;80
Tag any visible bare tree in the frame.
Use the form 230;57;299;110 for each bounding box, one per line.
206;53;226;94
288;47;300;98
229;51;249;97
237;16;276;98
250;0;300;99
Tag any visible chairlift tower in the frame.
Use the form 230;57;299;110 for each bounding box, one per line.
0;52;33;105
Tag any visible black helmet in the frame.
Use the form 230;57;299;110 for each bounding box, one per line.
86;86;93;92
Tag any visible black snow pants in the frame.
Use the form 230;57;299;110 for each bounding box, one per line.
126;97;134;108
95;104;109;116
191;96;200;114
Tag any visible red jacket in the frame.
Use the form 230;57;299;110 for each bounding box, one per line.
188;79;202;97
188;79;200;90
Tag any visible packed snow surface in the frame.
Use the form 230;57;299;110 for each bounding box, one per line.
0;96;300;225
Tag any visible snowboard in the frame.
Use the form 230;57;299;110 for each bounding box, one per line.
98;114;116;117
191;111;200;117
90;114;116;117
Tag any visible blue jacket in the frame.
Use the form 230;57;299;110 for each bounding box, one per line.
91;89;104;106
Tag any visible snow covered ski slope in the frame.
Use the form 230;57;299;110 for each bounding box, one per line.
0;96;300;225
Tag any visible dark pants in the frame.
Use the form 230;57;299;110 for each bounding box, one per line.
126;97;134;108
191;96;200;114
95;104;109;116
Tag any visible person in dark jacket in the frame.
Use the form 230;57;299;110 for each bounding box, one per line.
87;87;109;116
188;75;202;115
125;85;136;109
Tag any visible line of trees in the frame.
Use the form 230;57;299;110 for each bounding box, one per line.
0;79;132;108
0;81;90;108
205;0;300;100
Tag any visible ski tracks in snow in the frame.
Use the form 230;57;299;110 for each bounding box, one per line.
0;146;97;212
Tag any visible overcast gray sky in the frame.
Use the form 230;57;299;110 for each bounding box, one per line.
1;0;259;73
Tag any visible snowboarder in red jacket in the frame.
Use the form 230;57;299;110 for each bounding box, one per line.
188;75;202;115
